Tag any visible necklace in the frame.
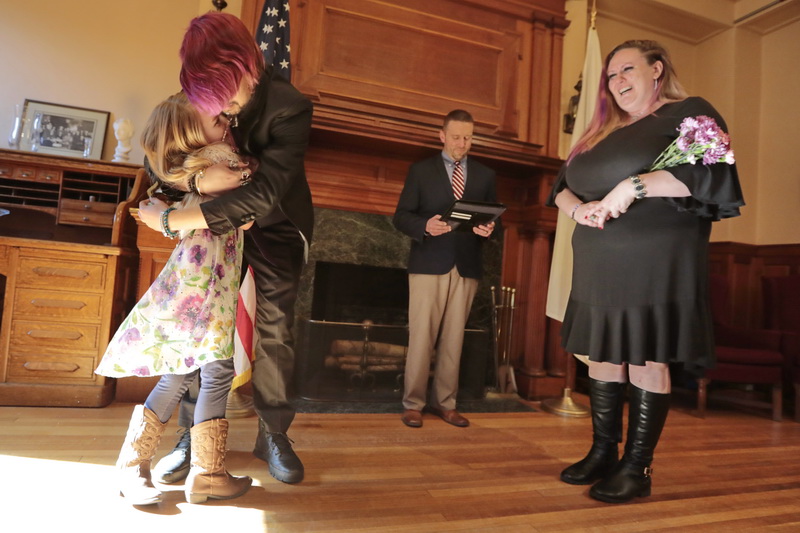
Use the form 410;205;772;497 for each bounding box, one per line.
628;100;663;123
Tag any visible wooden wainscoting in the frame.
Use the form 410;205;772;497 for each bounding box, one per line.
710;241;800;330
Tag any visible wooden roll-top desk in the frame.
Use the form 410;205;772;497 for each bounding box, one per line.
0;148;144;406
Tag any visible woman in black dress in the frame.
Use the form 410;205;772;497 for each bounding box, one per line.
548;40;743;503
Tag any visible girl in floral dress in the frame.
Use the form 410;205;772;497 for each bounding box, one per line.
96;92;253;506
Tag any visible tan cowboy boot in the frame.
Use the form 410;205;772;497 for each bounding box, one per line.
116;405;166;505
185;418;252;504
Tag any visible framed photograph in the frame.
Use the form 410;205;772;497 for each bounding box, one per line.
22;99;109;160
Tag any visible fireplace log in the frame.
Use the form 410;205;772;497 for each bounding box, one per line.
326;355;406;367
339;363;404;372
330;340;408;357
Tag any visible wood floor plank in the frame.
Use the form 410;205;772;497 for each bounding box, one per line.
1;397;799;532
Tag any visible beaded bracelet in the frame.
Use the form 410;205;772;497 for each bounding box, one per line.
570;202;583;220
160;207;178;239
630;174;647;200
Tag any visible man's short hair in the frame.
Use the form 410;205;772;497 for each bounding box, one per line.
443;109;474;128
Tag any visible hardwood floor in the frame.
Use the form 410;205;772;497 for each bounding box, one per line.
1;393;799;532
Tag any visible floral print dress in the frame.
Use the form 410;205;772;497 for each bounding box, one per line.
96;146;244;377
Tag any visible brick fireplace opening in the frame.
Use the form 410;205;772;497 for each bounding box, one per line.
311;261;408;325
293;208;495;402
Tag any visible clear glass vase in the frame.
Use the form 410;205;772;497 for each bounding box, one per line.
7;104;24;149
29;112;43;152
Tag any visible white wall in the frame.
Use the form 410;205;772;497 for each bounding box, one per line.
0;0;242;166
756;19;800;244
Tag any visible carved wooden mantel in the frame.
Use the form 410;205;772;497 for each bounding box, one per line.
241;0;569;398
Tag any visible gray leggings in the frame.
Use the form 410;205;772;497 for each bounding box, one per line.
144;358;234;424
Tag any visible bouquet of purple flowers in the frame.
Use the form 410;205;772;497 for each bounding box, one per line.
650;115;735;171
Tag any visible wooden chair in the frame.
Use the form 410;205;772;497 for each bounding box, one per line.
762;274;800;422
697;275;784;421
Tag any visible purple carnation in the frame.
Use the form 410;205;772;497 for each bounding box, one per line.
653;115;735;173
678;116;699;136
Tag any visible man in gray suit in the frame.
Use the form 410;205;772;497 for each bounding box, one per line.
393;109;498;429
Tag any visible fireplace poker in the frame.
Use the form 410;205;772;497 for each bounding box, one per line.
490;286;500;391
503;288;518;394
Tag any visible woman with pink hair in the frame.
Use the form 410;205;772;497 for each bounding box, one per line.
548;40;743;503
138;12;313;487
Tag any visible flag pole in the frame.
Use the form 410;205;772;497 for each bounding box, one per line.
542;0;600;418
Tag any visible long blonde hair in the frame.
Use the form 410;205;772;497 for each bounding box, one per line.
568;40;688;161
140;91;216;191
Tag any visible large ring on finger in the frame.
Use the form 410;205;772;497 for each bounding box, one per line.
590;215;598;221
241;170;251;185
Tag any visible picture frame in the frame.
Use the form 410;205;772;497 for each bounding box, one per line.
22;99;109;160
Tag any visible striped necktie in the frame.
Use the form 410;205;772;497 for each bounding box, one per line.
452;160;465;199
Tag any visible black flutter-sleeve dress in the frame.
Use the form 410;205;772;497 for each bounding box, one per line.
547;96;745;370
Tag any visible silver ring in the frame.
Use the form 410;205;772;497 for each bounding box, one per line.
590;215;598;221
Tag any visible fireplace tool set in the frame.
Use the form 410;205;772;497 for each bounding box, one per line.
491;286;518;394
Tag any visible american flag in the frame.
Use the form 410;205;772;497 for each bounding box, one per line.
256;0;291;79
232;265;256;390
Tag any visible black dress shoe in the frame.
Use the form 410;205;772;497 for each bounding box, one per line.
153;428;191;484
254;429;304;484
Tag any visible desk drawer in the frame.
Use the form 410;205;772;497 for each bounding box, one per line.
14;288;102;321
36;168;62;184
7;352;97;382
59;198;116;228
10;320;100;350
12;166;38;181
16;256;107;291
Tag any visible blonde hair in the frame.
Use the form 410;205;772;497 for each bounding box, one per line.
141;91;216;191
569;40;688;161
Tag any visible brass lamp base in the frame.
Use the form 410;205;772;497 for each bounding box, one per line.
541;388;590;418
226;388;256;419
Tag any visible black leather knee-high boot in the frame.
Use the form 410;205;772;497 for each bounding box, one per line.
589;383;670;503
560;379;625;485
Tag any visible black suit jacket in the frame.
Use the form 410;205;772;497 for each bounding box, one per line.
393;154;497;280
200;67;314;245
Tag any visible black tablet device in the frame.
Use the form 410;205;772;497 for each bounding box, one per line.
441;200;506;231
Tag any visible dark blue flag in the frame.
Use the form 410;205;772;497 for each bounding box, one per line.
256;0;291;79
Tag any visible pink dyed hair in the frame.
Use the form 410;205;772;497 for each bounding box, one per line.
179;12;264;115
567;39;687;162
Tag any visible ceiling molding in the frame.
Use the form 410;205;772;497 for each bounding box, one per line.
597;0;730;43
597;0;798;43
736;0;800;34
